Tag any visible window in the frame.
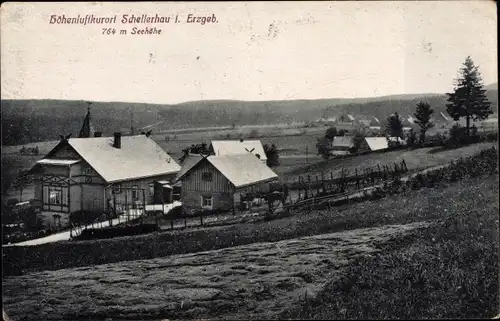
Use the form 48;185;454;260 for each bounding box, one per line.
49;189;62;205
201;196;213;209
149;183;155;196
202;172;213;181
112;184;121;194
84;167;92;175
43;187;68;206
131;185;138;199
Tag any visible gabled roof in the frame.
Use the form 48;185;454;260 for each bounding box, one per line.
364;137;388;151
210;140;267;161
176;154;278;189
339;114;355;122
176;154;204;181
332;136;354;148
35;135;180;183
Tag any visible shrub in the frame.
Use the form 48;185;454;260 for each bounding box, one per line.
483;131;498;142
248;129;260;138
447;123;467;147
6;198;19;206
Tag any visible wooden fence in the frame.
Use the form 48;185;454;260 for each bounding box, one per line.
152;159;409;232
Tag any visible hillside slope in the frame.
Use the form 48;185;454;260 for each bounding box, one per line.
1;84;497;145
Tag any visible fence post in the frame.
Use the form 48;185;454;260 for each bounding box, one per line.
355;168;359;189
171;219;174;230
142;189;146;225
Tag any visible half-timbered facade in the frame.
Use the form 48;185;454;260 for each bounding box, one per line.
175;154;278;214
27;133;181;228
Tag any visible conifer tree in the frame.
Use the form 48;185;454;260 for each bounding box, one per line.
446;56;492;136
414;101;434;144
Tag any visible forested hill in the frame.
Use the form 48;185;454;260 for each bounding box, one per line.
323;88;498;121
1;84;497;146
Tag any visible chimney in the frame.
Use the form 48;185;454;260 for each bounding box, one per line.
94;131;102;137
113;132;122;148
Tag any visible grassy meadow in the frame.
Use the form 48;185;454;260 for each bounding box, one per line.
3;174;498;320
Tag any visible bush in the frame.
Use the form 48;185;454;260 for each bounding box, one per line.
6;198;19;206
481;131;498;142
248;129;260;138
423;133;447;147
165;206;185;219
447;124;467;147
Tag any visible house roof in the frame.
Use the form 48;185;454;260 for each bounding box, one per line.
37;135;180;183
339;114;355;121
332;136;354;148
176;154;278;189
36;159;81;166
364;137;389;151
440;112;450;121
210;140;267;161
175;154;204;181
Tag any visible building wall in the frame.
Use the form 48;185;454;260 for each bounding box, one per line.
50;144;80;159
181;160;235;213
81;184;105;212
182;161;233;193
182;190;234;214
105;173;177;206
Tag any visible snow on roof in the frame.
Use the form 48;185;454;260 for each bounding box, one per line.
407;116;415;124
36;159;81;166
332;136;354;148
364;137;389;151
372;117;380;124
65;135;180;183
176;154;278;189
210;140;267;161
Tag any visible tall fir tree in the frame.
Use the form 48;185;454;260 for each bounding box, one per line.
446;56;492;136
414;101;434;144
385;112;404;138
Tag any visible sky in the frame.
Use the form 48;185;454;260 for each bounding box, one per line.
1;1;497;105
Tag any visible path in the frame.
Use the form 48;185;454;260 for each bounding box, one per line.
3;202;182;247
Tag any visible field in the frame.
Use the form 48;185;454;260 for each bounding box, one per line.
274;141;498;178
3;174;498;320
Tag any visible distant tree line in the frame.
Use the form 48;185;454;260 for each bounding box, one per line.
316;56;494;156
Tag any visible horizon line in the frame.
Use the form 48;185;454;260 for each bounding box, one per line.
2;82;497;106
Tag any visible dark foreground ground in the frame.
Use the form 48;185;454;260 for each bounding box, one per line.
2;175;498;320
